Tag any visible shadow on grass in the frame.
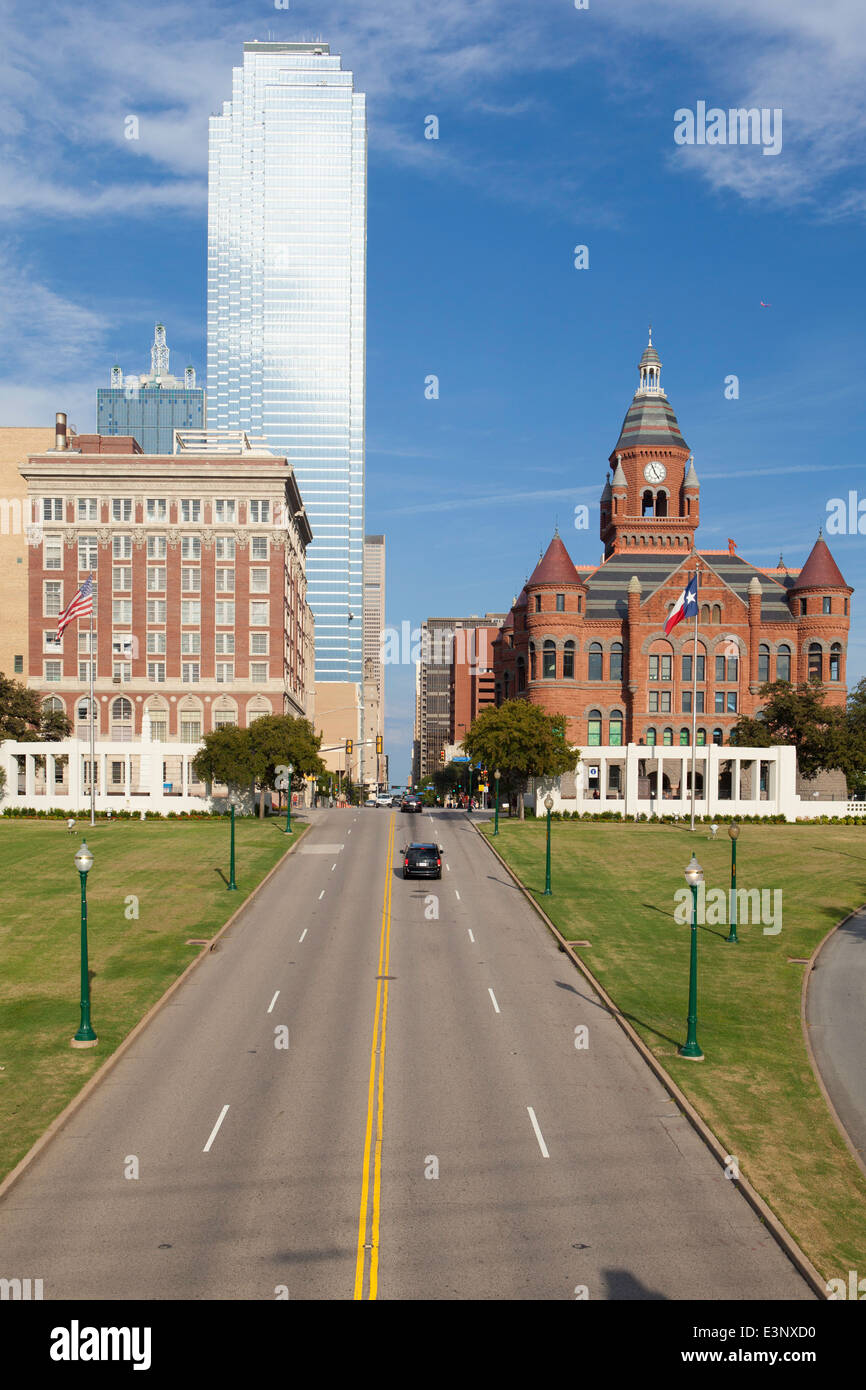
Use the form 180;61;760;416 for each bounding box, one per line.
213;867;230;888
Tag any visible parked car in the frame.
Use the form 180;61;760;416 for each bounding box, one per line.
401;795;423;813
402;842;442;879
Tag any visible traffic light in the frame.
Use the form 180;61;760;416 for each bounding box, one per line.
439;746;445;762
375;735;383;755
345;739;353;757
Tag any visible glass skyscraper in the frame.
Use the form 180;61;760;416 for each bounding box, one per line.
207;41;366;683
97;325;205;454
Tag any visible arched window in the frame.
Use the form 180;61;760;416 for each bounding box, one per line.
563;641;575;679
830;643;841;682
587;709;602;746
662;727;673;745
516;656;525;692
529;644;537;681
758;644;769;683
712;728;723;745
808;643;822;681
776;644;791;682
700;604;710;625
76;698;97;737
696;727;707;746
543;639;556;679
656;492;668;517
712;604;722;624
610;642;623;682
588;643;603;681
679;727;689;746
42;696;65;715
111;696;133;741
642;490;654;517
645;727;657;746
609;710;624;746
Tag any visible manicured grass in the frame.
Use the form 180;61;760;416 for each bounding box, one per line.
0;817;301;1182
483;819;866;1282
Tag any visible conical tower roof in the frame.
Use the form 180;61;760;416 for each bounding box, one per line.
612;330;688;453
527;533;580;586
790;534;849;591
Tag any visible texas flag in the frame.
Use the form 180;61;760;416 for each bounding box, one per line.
665;572;698;636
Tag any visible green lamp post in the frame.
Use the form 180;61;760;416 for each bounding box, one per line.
283;763;294;835
228;800;238;891
725;822;740;943
71;841;98;1048
494;769;501;836
678;854;705;1060
543;792;554;896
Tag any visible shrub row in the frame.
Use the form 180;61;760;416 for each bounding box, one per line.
526;809;866;826
1;806;234;821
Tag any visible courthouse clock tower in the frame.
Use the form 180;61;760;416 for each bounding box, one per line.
599;331;700;558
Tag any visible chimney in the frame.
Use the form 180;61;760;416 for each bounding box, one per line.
55;412;68;451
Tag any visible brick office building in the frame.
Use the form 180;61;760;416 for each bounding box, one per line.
449;624;500;746
493;335;852;753
21;423;313;746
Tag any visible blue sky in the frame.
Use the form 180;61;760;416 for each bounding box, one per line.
2;0;865;781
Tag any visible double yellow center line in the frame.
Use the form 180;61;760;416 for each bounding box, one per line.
353;813;395;1299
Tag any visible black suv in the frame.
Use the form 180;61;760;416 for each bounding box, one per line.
401;795;423;813
402;843;442;879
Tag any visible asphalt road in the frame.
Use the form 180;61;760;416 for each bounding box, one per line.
806;906;866;1173
0;808;813;1300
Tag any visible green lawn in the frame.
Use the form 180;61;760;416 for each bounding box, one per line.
0;817;302;1182
483;819;866;1283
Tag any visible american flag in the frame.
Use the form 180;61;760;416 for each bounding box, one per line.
56;574;94;640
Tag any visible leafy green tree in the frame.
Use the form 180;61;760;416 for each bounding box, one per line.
0;672;71;742
247;715;326;816
731;681;847;780
192;725;256;798
462;699;579;819
843;678;866;790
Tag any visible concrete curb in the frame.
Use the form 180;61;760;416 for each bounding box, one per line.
0;820;312;1208
801;907;866;1184
473;820;829;1301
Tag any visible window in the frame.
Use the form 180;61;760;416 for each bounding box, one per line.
147;567;166;591
609;711;623;746
649;653;671;681
113;567;132;591
44;629;62;653
147;662;166;683
181;568;200;592
44;660;62;682
43;695;64;717
249;499;270;523
111;698;133;740
776;645;791;682
181;499;201;522
213;707;236;727
44;535;62;570
679;728;689;746
181;632;201;655
181;600;201;625
610;643;623;682
250;568;269;593
808;643;822;681
800;598;807;616
681;653;705;682
715;691;725;713
215;632;235;654
726;692;738;713
758;644;770;683
148;715;166;741
77;497;98;522
215;568;234;592
78;535;98;570
822;596;831;615
13;654;23;672
712;728;724;745
78;660;96;681
250;632;269;655
649;691;659;713
712;604;722;624
715;655;738;683
588;643;603;680
112;599;132;623
180;716;202;743
555;593;565;612
529;645;536;681
43;497;63;522
251;536;268;561
215;601;235;626
78;630;94;654
587;710;602;746
147;535;166;560
250;601;269;627
146;498;167;521
682;691;705;714
147;600;167;624
830;643;841;682
696;728;707;746
215;499;236;522
645;727;657;745
181;536;201;561
216;662;234;683
534;594;541;613
516;656;526;692
112;499;132;521
661;655;672;681
844;598;849;615
563;641;575;679
215;536;235;560
146;632;166;654
662;727;673;745
249;662;268;683
660;691;671;713
114;534;132;560
182;662;200;683
543;640;556;679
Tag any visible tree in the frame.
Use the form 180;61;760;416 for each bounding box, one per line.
731;681;847;780
192;725;257;796
0;673;71;742
462;700;579;819
843;678;866;790
247;715;327;816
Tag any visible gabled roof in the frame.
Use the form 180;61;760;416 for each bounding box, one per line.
789;534;849;591
527;533;580;587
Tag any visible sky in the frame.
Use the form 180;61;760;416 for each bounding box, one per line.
2;0;865;782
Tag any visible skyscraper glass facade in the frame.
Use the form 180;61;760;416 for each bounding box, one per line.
97;386;205;455
207;41;366;682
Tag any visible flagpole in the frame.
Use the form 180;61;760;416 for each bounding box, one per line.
690;566;699;832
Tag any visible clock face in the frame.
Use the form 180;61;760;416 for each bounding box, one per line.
643;460;667;483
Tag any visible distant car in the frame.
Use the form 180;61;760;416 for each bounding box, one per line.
401;795;423;813
364;796;377;808
402;842;442;879
376;794;392;808
391;795;403;807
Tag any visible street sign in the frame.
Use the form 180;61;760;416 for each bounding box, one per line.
451;756;470;763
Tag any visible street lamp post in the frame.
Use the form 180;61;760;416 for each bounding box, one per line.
71;841;98;1048
726;822;740;943
543;792;554;896
228;801;238;891
679;854;705;1060
283;762;294;835
494;769;501;836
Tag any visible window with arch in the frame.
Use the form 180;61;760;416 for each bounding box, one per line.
712;728;723;745
776;644;791;681
587;710;602;746
111;696;133;741
610;642;623;682
529;644;537;681
660;726;672;745
758;644;770;683
645;727;657;746
641;490;654;517
808;643;822;681
655;492;668;517
830;643;841;682
700;604;710;624
712;604;722;624
679;727;689;746
696;727;707;746
563;641;575;679
42;695;65;716
542;639;556;680
588;643;603;681
609;710;624;746
516;656;525;692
